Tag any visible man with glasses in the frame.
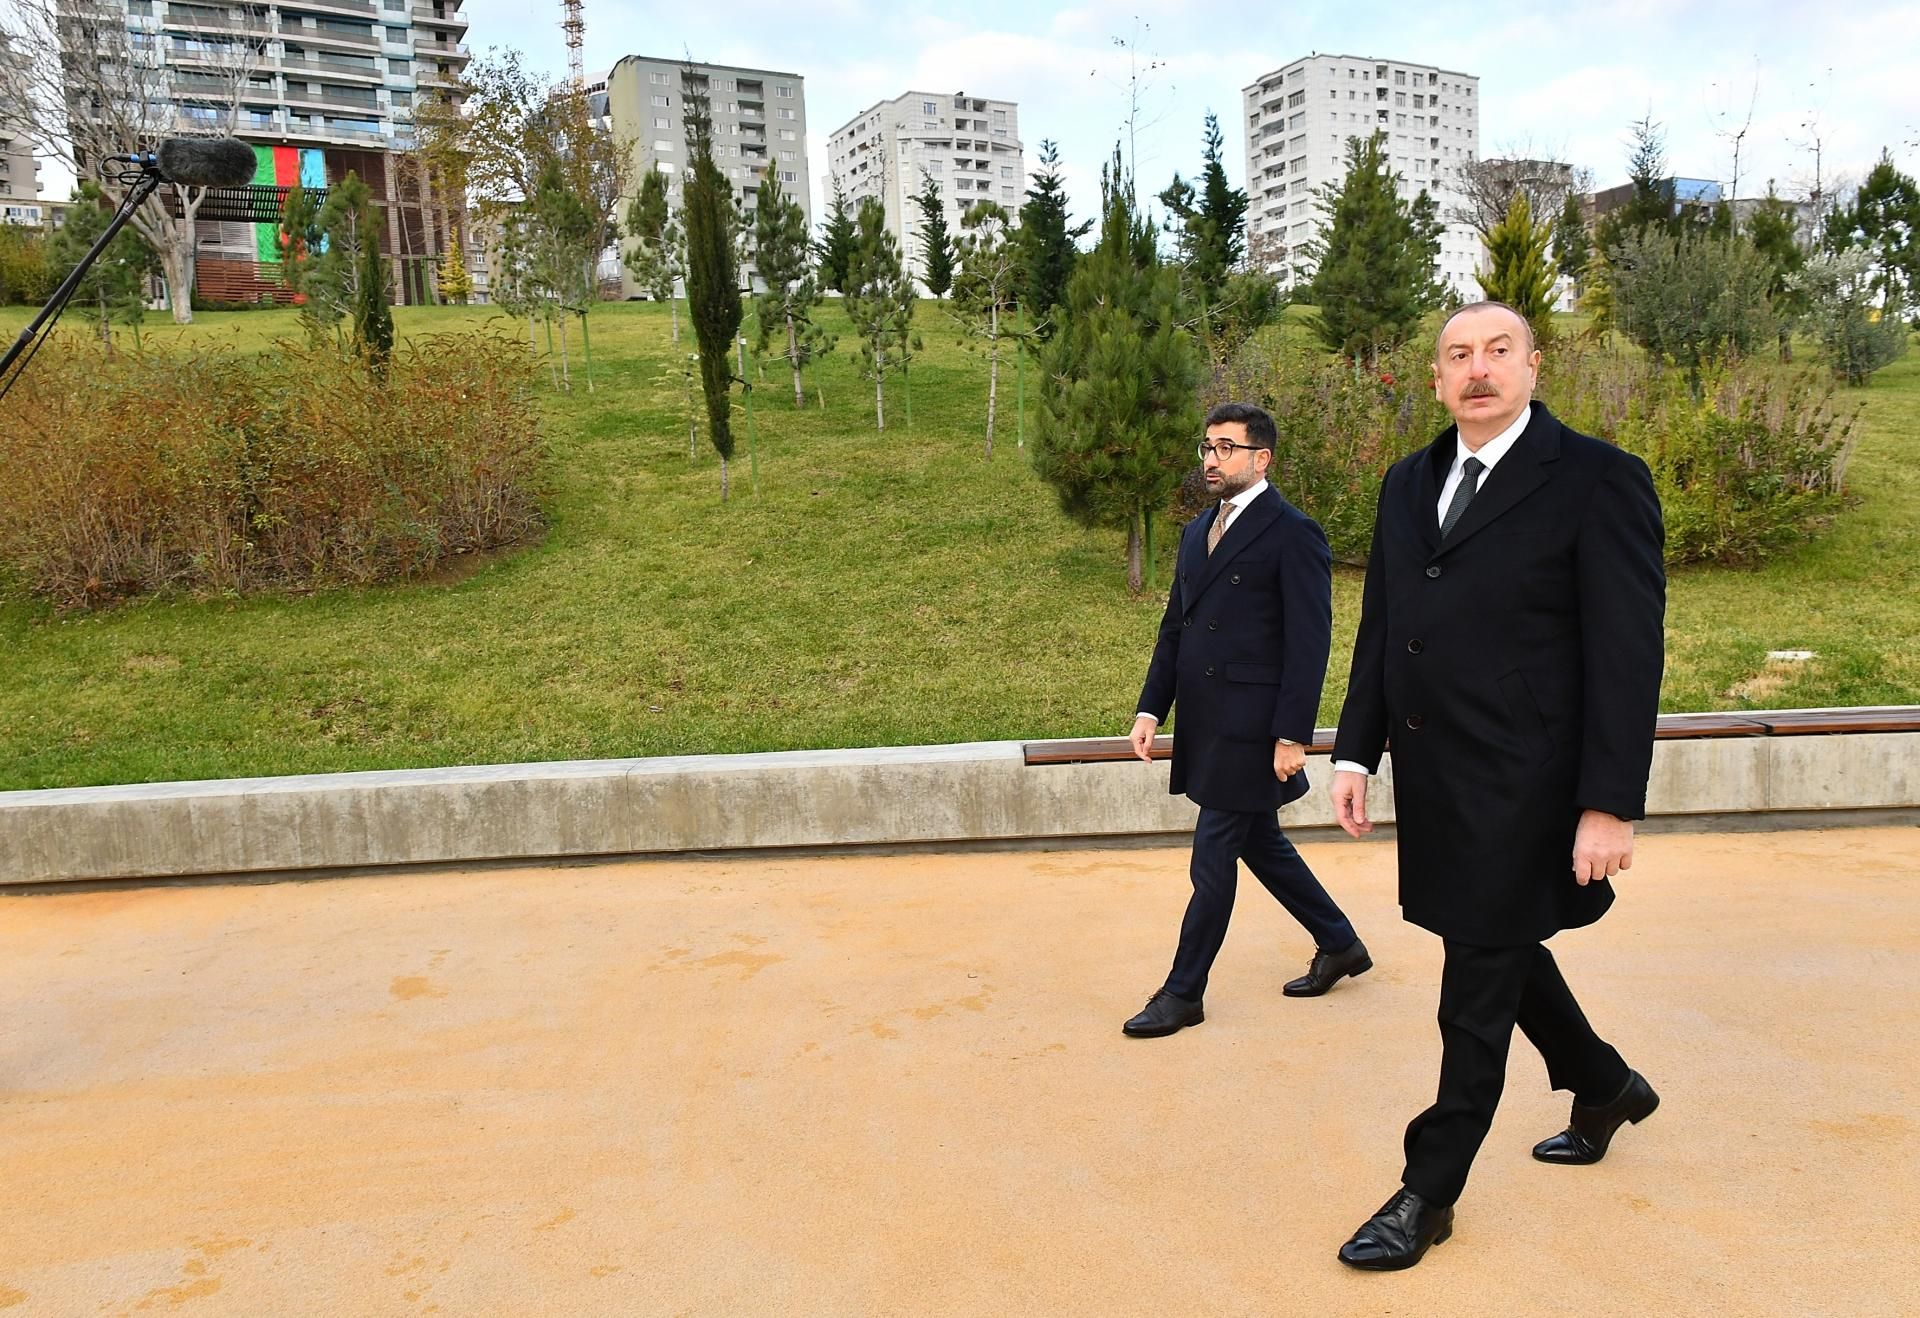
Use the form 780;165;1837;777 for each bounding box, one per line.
1122;402;1370;1039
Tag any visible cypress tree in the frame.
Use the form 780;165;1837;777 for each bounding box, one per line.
816;178;857;294
1479;193;1558;343
1015;140;1091;336
1031;150;1202;594
912;171;954;298
351;227;394;379
680;64;743;497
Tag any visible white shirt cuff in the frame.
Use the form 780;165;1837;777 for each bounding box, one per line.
1331;760;1373;776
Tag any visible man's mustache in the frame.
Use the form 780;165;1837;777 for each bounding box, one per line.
1462;381;1499;398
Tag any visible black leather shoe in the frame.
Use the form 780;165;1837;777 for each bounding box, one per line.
1283;938;1372;997
1121;989;1204;1038
1532;1069;1659;1165
1337;1187;1453;1271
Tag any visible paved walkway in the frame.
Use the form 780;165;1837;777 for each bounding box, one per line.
3;828;1916;1315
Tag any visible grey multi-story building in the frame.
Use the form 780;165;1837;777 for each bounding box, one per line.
605;55;809;295
1242;53;1483;298
71;0;471;302
827;90;1023;294
1;44;47;226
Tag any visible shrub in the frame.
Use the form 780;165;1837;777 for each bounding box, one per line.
1206;334;1858;567
0;333;546;607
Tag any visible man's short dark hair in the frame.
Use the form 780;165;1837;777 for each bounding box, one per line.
1437;300;1537;356
1204;401;1277;451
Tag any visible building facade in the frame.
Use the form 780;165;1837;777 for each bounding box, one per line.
78;0;472;304
604;55;809;295
1242;54;1482;298
1;45;47;226
826;91;1023;294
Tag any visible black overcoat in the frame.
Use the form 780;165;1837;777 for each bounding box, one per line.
1138;485;1333;814
1332;402;1665;946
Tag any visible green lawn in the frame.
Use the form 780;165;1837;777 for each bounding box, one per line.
1;300;1915;790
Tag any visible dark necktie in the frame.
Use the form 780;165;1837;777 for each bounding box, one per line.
1440;455;1485;540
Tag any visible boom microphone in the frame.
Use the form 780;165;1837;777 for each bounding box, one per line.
155;137;258;188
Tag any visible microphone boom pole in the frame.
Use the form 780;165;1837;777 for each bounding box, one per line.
0;171;162;399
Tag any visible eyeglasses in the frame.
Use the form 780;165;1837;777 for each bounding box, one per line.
1198;440;1263;461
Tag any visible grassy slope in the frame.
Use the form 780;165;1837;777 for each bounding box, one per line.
0;302;1914;790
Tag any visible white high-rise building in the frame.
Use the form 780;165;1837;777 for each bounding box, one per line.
1242;54;1483;298
827;91;1024;294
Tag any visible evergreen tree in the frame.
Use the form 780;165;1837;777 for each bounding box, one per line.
1609;230;1775;396
1597;114;1679;252
1157;112;1248;307
752;171;835;407
1302;133;1443;359
680;65;744;497
1553;192;1591;292
844;196;915;430
1825;149;1920;312
303;171;379;343
276;183;321;303
49;182;157;351
948;199;1023;456
1478;193;1558;344
1032;150;1203;594
351;227;394;378
436;230;474;304
1789;247;1910;383
1747;186;1808;360
815;178;857;294
530;153;596;390
625;169;686;341
1015;140;1091;336
911;171;955;298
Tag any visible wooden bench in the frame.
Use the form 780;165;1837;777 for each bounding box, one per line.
1020;707;1920;767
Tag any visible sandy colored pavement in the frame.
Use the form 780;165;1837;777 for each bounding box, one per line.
3;828;1917;1317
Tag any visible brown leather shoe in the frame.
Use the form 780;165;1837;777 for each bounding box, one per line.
1532;1070;1659;1164
1337;1187;1453;1270
1283;938;1372;997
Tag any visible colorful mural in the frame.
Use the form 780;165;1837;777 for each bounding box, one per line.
251;144;327;265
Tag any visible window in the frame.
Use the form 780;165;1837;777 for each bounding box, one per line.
779;149;794;162
1287;90;1305;108
927;160;942;175
1001;186;1014;198
776;84;793;97
126;0;151;12
1328;90;1336;99
1395;93;1406;107
1394;70;1406;85
651;94;669;107
656;161;675;173
923;100;937;115
654;139;674;151
778;128;795;140
776;108;795;120
385;26;406;40
391;90;411;107
1413;94;1423;109
780;171;797;183
1000;164;1014;178
653;116;670;129
389;57;409;74
650;71;669;84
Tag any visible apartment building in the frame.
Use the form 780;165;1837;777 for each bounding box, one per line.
605;55;809;294
1;44;47;226
77;0;472;303
826;91;1023;294
1242;54;1483;298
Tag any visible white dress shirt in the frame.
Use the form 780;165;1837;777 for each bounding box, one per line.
1135;479;1270;727
1332;405;1534;777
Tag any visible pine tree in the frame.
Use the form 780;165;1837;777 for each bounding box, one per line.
1604;114;1679;245
912;171;955;298
303;171;379;344
1553;192;1591;293
277;183;321;303
752;171;835;407
1747;187;1807;359
1827;149;1920;312
1015;140;1091;337
625;169;685;342
1032;150;1203;594
816;178;857;294
1302;133;1442;359
437;230;474;304
49;182;157;352
949;199;1023;456
844;196;915;430
1479;193;1557;344
680;65;743;497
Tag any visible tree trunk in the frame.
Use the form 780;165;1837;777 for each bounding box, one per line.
875;370;886;431
1126;510;1144;595
579;311;594;392
556;312;572;391
159;242;194;325
719;454;730;501
98;292;112;353
670;297;679;343
527;313;539;360
985;302;999;458
787;313;803;407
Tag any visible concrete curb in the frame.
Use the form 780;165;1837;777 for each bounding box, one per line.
3;720;1917;885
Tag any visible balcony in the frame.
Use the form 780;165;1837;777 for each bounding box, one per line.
282;52;384;80
297;24;380;48
412;36;469;59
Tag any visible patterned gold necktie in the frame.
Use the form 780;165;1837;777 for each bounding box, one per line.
1207;501;1235;555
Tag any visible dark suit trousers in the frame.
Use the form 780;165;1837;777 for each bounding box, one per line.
1163;806;1358;1001
1401;940;1631;1207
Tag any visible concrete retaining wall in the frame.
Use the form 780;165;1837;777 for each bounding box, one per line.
3;718;1916;885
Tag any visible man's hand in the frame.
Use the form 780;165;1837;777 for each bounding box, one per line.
1273;740;1306;782
1330;769;1372;838
1129;715;1159;762
1572;809;1634;885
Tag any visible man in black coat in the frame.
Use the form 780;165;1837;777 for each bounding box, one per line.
1329;302;1666;1269
1121;401;1370;1040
